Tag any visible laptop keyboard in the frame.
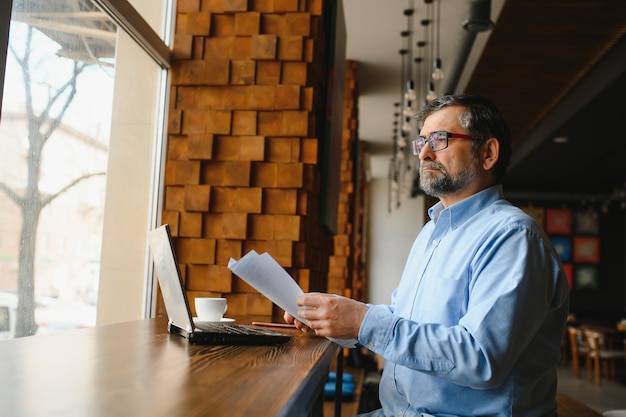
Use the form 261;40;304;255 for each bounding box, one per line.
195;322;288;337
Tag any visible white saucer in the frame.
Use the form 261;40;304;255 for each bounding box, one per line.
193;317;235;324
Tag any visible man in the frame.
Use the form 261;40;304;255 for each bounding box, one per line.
285;94;570;417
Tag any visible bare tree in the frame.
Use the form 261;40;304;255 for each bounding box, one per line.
0;26;104;337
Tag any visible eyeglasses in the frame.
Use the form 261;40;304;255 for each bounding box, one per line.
411;131;475;155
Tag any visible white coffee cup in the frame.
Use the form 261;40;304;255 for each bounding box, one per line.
195;297;228;321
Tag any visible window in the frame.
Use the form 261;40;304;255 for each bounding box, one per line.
0;0;172;338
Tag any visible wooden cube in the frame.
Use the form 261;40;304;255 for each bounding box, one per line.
274;85;300;110
179;211;203;237
277;36;303;61
248;214;274;240
252;162;277;187
223;86;249;109
203;213;223;238
222;212;248;239
235;187;263;213
184;184;211;211
216;239;243;265
261;14;285;35
168;108;181;134
282;111;308;136
281;61;307;85
184;12;211;35
223;0;248;12
224;161;251;186
214;135;241;161
230;37;253;60
204;110;232;134
187;133;214;160
257;111;283;136
168;136;188;160
187;265;232;293
300;137;318;164
203;59;230;85
204;37;231;59
234;12;260;35
274;215;301;240
251;34;277;60
172;34;193;60
277;162;303;187
202;161;225;185
211;14;235;36
161;211;180;234
177;0;200;13
263;188;297;214
174;237;216;264
239;135;265;160
231;111;258;136
182;109;207;134
165;186;185;211
250;0;274;12
285;13;310;36
273;0;298;12
174;160;201;185
248;85;275;109
256;61;281;85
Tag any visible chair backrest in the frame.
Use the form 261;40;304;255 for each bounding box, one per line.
567;326;586;354
582;329;602;357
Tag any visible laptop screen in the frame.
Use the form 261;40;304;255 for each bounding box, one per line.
148;224;194;333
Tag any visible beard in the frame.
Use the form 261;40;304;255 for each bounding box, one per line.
419;161;480;197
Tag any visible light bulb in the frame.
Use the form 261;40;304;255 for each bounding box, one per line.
398;137;407;147
426;82;436;101
402;106;413;117
432;58;444;81
402;121;412;133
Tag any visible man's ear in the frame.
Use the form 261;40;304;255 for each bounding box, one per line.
481;137;499;171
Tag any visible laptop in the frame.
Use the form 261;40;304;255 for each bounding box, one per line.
148;224;292;345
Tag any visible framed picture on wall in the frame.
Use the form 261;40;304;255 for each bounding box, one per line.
573;236;600;263
545;208;572;234
574;208;599;235
562;263;573;290
550;236;571;262
574;265;599;290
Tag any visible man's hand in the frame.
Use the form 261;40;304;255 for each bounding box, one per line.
283;293;368;339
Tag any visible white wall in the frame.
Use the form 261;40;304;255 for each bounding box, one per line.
366;177;424;306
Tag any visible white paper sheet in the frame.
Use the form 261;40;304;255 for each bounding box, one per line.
228;250;357;348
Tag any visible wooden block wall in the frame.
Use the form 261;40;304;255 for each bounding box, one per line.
161;0;334;321
327;60;368;301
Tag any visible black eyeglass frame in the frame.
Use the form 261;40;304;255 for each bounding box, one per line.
411;131;475;155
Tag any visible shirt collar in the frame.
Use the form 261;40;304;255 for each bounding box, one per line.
428;185;504;226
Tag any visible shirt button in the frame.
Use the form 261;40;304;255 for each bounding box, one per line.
432;239;438;246
368;340;375;347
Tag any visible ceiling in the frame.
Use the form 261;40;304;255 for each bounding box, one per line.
343;0;626;204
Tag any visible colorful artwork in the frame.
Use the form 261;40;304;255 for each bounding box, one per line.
573;236;600;263
574;208;599;235
550;236;571;262
545;208;572;234
574;265;599;290
562;263;573;290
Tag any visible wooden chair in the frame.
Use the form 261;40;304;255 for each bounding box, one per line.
582;329;624;385
566;326;588;378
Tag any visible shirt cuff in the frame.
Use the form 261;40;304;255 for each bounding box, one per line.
357;304;398;353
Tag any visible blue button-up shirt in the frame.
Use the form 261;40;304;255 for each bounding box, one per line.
358;185;570;417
